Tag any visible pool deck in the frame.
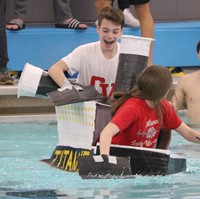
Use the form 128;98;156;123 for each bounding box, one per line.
1;21;200;117
0;67;198;117
0;113;56;123
0;80;55;116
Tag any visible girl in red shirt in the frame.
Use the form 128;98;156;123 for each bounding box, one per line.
100;65;200;154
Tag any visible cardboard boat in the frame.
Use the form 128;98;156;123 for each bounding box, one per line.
17;36;186;178
78;144;186;179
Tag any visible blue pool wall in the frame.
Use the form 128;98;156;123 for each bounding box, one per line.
7;21;200;74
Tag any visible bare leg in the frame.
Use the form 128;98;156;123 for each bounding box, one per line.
134;3;154;66
53;0;87;29
6;0;28;30
95;0;112;14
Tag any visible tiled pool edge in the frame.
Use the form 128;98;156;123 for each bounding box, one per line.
0;113;56;123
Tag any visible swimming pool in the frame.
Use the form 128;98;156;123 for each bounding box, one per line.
0;115;200;198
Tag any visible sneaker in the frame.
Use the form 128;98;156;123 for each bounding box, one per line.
168;67;184;76
0;71;14;85
123;8;140;27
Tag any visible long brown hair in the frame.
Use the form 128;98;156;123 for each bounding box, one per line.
111;65;172;123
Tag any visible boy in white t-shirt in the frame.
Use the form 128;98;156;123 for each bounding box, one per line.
48;6;124;98
42;7;124;171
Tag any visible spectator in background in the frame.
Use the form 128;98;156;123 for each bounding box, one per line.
172;41;200;124
6;0;87;31
0;0;14;85
95;0;154;66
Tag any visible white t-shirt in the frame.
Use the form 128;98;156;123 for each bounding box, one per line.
62;41;120;97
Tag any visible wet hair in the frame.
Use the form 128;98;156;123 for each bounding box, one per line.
111;65;172;123
98;6;124;29
196;41;200;54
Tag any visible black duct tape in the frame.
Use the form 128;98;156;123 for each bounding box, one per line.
36;75;59;96
167;156;186;174
114;54;148;93
96;145;169;176
78;155;132;179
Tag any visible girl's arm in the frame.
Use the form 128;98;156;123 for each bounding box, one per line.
99;122;120;155
175;122;200;143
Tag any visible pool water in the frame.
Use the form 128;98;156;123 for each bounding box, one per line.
0;121;200;198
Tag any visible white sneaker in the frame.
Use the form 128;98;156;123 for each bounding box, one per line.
123;8;140;27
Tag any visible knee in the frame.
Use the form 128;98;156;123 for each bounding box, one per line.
95;0;112;14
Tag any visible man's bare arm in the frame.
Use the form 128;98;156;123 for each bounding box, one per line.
172;76;186;111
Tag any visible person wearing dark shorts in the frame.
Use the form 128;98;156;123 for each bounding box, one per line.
130;0;170;149
95;0;169;149
129;0;154;67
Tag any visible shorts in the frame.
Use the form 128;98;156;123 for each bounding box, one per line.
129;0;150;5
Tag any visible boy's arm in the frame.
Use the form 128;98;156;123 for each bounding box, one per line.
48;60;71;88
